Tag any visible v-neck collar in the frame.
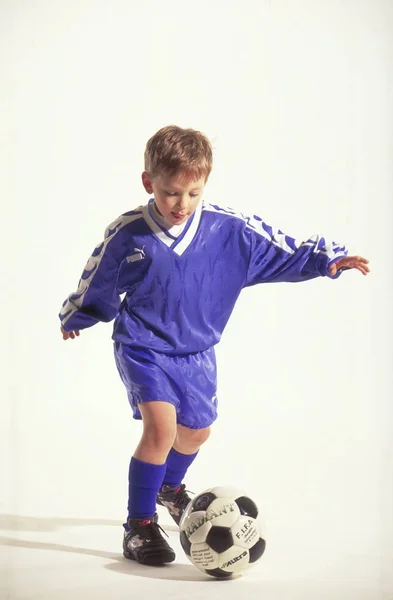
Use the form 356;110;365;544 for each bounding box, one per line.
149;201;185;240
142;199;203;256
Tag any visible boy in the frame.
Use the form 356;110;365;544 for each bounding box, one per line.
59;125;369;566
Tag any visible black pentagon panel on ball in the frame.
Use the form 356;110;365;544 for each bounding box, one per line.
235;496;259;518
191;492;217;513
179;531;191;557
205;568;233;578
249;538;266;563
206;526;233;554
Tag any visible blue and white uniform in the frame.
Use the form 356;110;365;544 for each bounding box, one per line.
59;199;348;428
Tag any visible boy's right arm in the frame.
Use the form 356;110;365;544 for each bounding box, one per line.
59;236;122;339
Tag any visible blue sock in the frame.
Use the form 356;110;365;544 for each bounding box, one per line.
126;457;166;526
162;448;198;488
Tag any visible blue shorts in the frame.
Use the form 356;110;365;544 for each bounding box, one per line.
113;342;218;430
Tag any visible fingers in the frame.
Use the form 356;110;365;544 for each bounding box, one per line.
68;330;80;339
329;256;370;276
354;257;370;267
61;328;80;340
361;262;370;274
351;257;370;275
356;264;370;276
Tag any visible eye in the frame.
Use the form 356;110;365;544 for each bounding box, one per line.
190;193;199;198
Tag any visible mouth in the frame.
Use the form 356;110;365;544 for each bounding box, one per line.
171;212;188;220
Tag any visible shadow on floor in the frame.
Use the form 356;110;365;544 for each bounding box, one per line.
0;514;178;533
0;519;226;583
0;534;228;582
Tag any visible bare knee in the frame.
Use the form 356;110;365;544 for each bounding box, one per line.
134;401;177;462
175;425;211;454
143;424;176;452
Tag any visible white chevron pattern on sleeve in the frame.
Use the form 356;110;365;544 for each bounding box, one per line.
203;203;346;261
60;211;143;326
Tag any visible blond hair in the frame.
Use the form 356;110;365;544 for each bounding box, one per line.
144;125;213;182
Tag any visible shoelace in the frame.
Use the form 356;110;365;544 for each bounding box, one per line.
173;484;194;509
136;520;169;540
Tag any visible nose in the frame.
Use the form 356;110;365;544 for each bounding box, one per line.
175;196;189;212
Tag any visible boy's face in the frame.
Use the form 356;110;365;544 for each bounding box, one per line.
142;172;206;226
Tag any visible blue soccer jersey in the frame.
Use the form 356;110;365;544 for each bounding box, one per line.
59;199;348;355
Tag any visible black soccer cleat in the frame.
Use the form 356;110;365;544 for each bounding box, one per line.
123;513;175;565
156;484;193;526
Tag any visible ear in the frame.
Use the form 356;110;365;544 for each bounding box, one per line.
142;171;154;194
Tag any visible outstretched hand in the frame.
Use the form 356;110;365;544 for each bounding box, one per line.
61;327;80;340
329;255;370;277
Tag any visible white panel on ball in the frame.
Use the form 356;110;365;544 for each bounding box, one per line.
205;498;241;527
181;511;212;544
230;515;261;549
190;542;219;570
218;545;251;574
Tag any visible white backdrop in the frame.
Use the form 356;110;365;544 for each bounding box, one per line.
1;1;392;598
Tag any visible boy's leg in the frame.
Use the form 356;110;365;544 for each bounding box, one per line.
123;400;177;565
127;400;177;519
163;344;216;490
157;346;217;524
157;425;211;524
162;424;211;487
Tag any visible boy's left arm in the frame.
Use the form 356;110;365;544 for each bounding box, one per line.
244;215;370;285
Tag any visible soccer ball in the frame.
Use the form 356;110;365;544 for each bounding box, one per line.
179;485;266;578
